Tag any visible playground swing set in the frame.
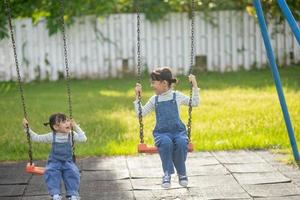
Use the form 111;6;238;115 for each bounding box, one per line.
4;0;300;175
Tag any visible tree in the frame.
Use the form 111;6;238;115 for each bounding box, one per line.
1;0;300;40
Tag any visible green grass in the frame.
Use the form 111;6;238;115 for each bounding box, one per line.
0;66;300;161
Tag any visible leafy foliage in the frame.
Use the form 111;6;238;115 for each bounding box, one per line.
1;0;300;40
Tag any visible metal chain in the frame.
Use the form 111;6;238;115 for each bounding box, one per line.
187;0;195;142
136;0;144;144
60;0;75;161
4;0;33;165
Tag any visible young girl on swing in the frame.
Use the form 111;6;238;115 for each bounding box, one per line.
134;67;200;188
22;113;87;200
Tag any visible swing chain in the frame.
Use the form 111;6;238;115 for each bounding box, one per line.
136;1;144;144
60;0;76;161
187;0;195;142
4;0;33;165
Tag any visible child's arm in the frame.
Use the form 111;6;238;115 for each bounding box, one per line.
134;83;155;117
71;120;87;142
177;74;200;107
133;98;155;117
22;118;53;143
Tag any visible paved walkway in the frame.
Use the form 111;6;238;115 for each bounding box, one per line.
1;150;300;200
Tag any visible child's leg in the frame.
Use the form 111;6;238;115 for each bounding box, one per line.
44;161;62;196
62;161;80;197
154;133;174;174
172;132;188;176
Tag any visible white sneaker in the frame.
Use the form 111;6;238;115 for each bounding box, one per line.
67;196;80;200
52;194;62;200
178;175;188;187
161;172;171;188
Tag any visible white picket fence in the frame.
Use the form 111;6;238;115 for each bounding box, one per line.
0;11;299;81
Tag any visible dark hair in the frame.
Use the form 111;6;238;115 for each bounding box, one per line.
43;113;67;131
150;67;177;87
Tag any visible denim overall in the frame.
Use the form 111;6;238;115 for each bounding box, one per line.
44;133;80;196
153;92;188;176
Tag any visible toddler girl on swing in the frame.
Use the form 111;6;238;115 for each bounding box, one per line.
22;113;87;200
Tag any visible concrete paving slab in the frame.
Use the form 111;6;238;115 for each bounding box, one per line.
225;163;276;173
213;151;266;164
81;169;130;181
254;151;287;163
130;167;163;178
80;179;132;192
188;164;229;176
24;182;49;196
79;191;134;200
131;178;191;190
244;183;300;197
0;162;31;184
81;157;127;171
24;175;66;196
186;156;220;166
189;175;239;188
133;188;196;200
0;185;26;197
190;184;251;199
1;150;300;199
126;155;161;169
233;172;291;185
22;195;51;200
0;197;22;200
188;152;214;158
271;162;300;173
254;196;300;200
280;170;300;186
129;161;227;178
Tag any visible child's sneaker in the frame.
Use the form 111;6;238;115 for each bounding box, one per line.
161;172;171;188
67;196;80;200
52;194;62;200
178;175;188;187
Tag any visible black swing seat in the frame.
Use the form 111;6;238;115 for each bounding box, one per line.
138;143;194;154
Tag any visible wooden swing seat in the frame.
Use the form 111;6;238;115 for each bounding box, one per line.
138;143;194;154
26;163;45;175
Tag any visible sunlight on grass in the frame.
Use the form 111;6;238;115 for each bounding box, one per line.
0;66;299;161
99;90;132;97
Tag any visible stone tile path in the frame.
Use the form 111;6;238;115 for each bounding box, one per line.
1;150;300;200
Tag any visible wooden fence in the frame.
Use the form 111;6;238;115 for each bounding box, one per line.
0;11;299;81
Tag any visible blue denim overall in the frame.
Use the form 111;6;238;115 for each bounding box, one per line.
153;92;188;176
44;133;80;196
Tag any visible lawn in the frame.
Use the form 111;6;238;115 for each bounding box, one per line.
0;66;299;161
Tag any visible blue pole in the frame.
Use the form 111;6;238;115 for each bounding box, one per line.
277;0;300;44
253;0;300;161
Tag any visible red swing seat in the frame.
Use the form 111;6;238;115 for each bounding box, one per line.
26;163;45;175
138;142;194;154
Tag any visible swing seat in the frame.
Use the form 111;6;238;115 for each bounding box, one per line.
138;143;194;154
26;163;45;175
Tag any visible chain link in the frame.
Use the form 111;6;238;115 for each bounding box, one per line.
4;0;33;164
60;0;75;161
136;1;144;144
187;0;195;142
